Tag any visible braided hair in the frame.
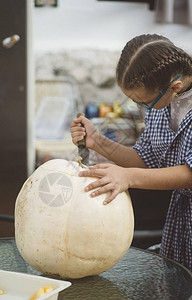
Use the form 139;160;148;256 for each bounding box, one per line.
116;34;192;92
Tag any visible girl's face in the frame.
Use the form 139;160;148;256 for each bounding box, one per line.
123;86;176;111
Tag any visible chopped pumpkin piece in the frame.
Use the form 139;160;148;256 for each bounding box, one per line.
28;285;53;300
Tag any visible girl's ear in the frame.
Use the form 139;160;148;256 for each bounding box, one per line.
171;80;183;94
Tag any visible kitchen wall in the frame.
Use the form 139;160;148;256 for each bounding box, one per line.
34;0;192;117
34;0;192;53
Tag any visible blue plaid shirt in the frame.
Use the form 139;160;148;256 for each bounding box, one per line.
133;105;192;271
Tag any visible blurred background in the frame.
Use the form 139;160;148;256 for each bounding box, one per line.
0;0;191;249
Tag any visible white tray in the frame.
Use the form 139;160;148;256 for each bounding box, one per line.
0;270;71;300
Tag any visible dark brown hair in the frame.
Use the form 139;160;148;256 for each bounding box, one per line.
116;34;192;92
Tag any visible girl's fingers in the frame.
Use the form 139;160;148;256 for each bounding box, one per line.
88;164;110;170
73;136;85;145
84;178;108;192
89;184;119;205
71;129;86;145
79;162;120;205
79;168;105;178
71;127;85;134
70;121;82;128
89;183;114;198
72;132;86;139
73;117;83;124
103;190;119;205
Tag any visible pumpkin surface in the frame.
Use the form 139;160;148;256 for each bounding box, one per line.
15;159;134;279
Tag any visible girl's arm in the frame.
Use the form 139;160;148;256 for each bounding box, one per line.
79;164;192;204
92;134;147;168
129;164;192;190
70;116;147;168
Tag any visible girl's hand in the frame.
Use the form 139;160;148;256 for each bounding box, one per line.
70;116;99;150
79;163;130;205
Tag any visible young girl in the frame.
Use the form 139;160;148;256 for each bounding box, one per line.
70;34;192;271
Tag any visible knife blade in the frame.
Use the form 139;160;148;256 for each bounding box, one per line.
76;113;90;166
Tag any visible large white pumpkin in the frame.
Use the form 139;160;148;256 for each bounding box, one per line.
15;159;134;279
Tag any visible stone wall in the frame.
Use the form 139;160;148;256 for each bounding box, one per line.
35;49;128;109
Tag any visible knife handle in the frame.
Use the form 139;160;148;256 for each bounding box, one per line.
77;113;86;146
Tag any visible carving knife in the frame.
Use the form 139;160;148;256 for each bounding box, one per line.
76;113;90;166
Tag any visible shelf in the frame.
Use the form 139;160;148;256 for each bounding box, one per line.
97;0;155;10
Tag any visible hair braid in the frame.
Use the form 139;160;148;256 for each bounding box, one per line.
116;34;192;92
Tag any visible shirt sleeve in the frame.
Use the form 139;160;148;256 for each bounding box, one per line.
133;112;159;168
184;149;192;169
